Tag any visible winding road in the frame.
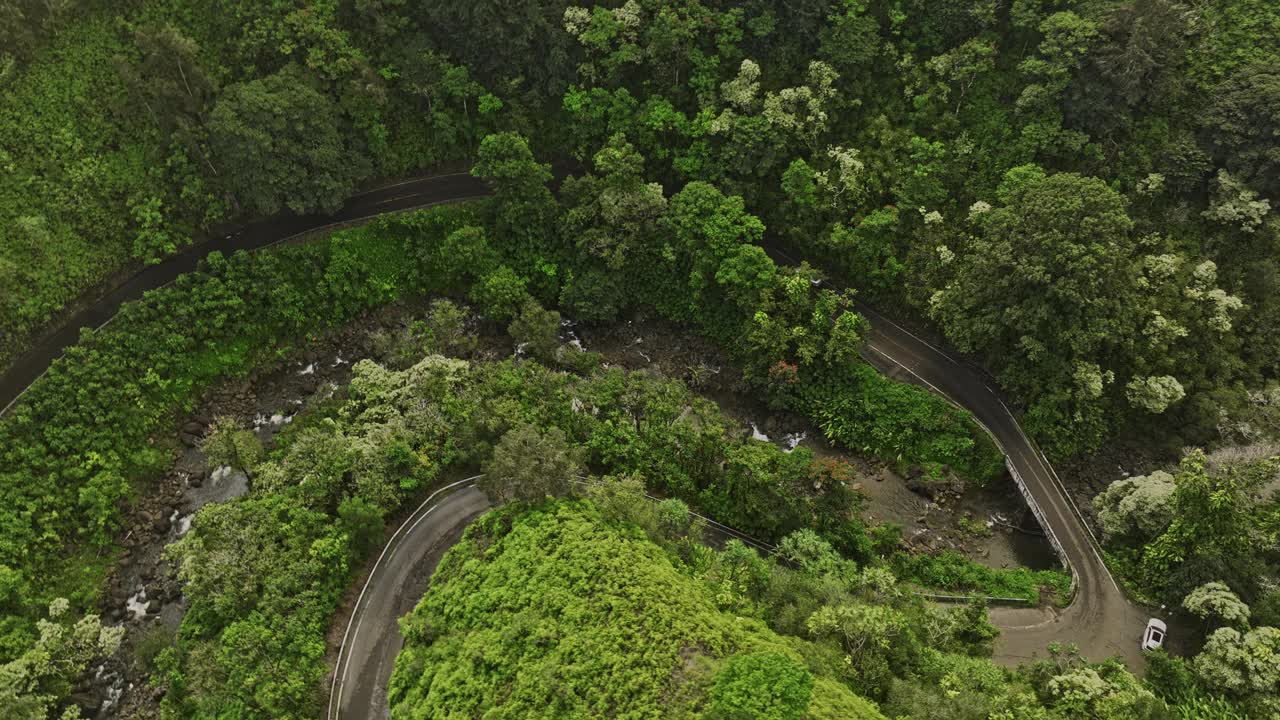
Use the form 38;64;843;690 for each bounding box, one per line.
0;170;1148;719
328;479;490;720
852;302;1145;668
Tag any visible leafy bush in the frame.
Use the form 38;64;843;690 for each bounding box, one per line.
709;652;814;720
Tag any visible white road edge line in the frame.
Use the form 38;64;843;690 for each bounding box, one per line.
348;172;474;198
327;475;483;720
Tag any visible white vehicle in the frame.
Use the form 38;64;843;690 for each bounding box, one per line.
1142;618;1168;651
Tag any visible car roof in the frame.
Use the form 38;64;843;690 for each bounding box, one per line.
1147;618;1167;631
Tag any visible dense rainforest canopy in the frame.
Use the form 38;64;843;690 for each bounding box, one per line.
1;0;1279;718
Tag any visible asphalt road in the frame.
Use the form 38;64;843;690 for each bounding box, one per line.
328;480;490;720
0;169;1150;716
850;301;1146;669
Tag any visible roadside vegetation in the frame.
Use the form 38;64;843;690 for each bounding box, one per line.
1093;448;1280;716
5;0;1280;464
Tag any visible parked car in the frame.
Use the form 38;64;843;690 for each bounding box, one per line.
1142;618;1168;651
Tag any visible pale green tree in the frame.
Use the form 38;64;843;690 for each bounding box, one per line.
0;599;124;720
1045;663;1165;718
1183;581;1251;630
584;473;656;536
1193;625;1280;714
1202;169;1271;234
806;602;911;692
1125;375;1185;414
762;61;840;153
1093;470;1175;541
479;424;580;504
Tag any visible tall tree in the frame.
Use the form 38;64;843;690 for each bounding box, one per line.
560;133;666;270
472;132;557;268
479;424;580;504
930;167;1139;455
207;65;369;216
1204;64;1280;194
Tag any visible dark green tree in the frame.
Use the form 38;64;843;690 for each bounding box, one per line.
479;424;580;504
930;168;1139;455
1203;64;1280;194
208;65;369;216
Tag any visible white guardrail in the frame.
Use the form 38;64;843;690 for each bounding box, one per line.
1004;458;1067;566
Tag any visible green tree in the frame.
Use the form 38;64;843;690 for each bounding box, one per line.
715;244;777;310
508;298;561;363
338;496;385;557
117;23;216;134
472;132;556;258
470;265;529;321
201;416;264;480
584;473;658;537
817;1;881;90
930;169;1139;456
420;299;478;357
479;424;580;504
821;209;903;295
559;133;667;270
208;65;368;216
